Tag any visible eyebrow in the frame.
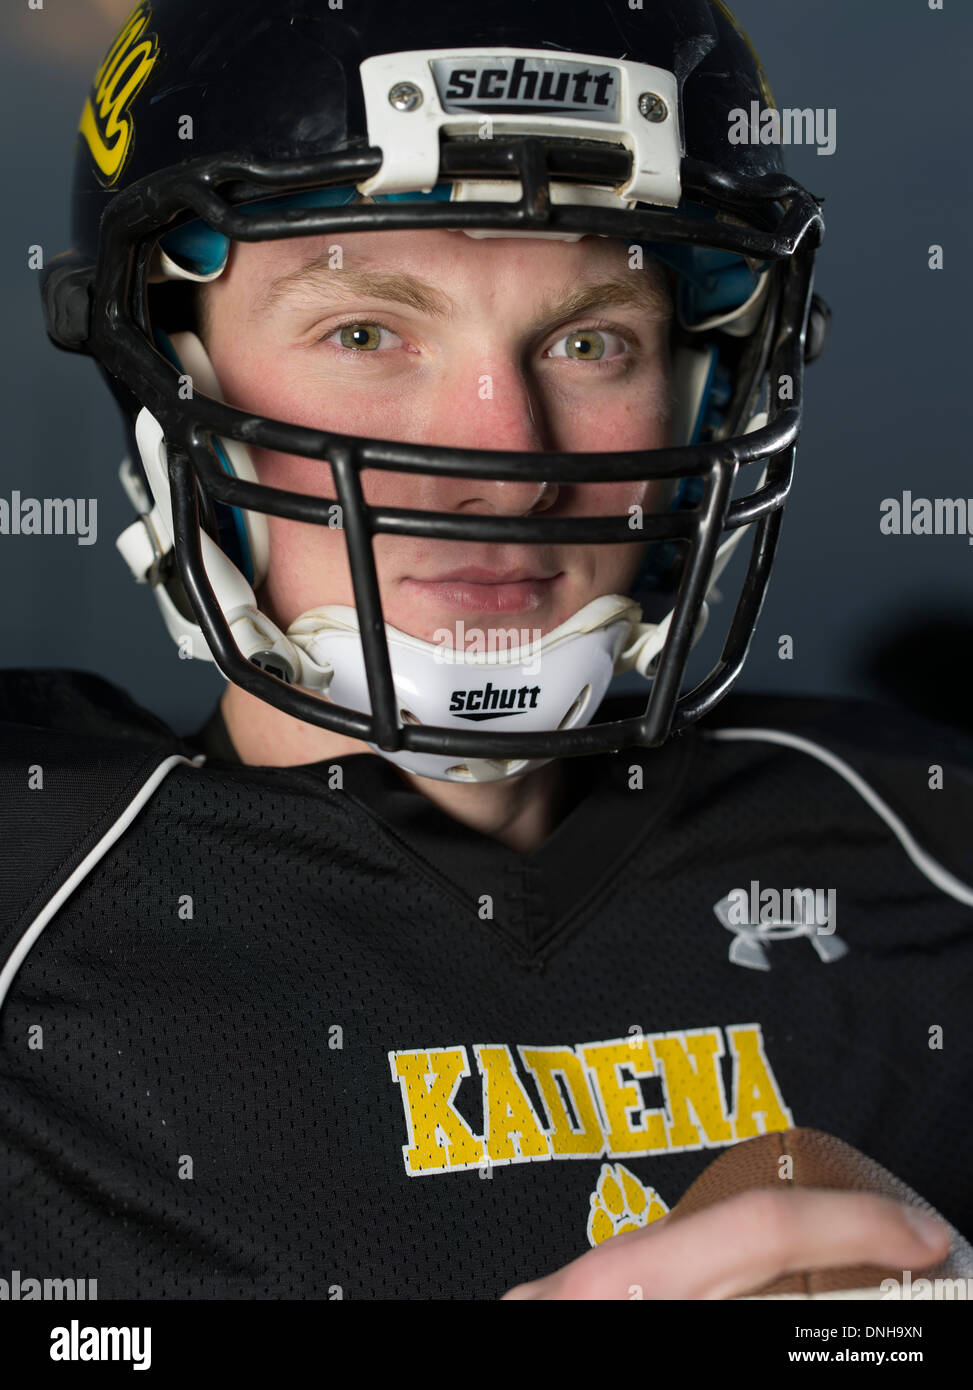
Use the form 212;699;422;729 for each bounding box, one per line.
257;261;452;318
256;257;672;325
542;276;673;325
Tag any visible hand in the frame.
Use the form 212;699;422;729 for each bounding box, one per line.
501;1189;952;1300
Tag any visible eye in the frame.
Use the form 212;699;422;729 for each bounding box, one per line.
322;322;403;352
545;328;628;362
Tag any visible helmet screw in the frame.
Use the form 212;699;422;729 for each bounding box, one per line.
388;82;424;112
638;92;668;123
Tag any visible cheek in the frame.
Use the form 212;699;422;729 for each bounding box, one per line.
244;448;344;617
545;354;672;448
575;477;678;517
252;448;334;500
250;449;418;515
549;362;676;519
574;478;679;590
212;338;424;450
549;407;661;458
247;449;421;620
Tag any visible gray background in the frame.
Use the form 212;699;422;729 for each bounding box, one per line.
2;0;970;736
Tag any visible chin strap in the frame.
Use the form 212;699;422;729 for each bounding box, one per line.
285;592;646;691
284;594;649;782
282;594;703;695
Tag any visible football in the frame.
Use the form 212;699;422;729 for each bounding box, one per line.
666;1128;973;1299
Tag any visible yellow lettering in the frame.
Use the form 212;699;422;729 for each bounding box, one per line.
476;1046;550;1162
651;1029;734;1148
728;1024;793;1138
581;1040;667;1155
390;1048;484;1174
519;1046;604;1156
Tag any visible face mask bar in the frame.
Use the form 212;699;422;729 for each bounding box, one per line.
81;136;822;758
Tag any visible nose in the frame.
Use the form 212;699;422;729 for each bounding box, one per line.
454;475;559;517
424;360;560;517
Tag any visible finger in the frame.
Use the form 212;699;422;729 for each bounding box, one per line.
643;1190;952;1301
501;1191;952;1301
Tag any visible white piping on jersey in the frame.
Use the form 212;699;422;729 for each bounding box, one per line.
707;727;973;908
0;754;202;1018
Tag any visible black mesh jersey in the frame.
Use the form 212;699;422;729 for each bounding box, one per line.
0;668;971;1300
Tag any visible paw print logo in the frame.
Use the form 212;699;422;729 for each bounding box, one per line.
587;1162;669;1247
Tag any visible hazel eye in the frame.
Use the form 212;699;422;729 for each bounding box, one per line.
546;328;628;362
324;323;402;352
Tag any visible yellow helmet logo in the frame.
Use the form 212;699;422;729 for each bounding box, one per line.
78;3;160;187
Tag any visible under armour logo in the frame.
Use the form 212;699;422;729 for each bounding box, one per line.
713;884;848;972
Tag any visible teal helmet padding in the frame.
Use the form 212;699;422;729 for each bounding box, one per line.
158;183;454;276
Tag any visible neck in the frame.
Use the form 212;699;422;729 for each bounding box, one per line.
220;682;565;853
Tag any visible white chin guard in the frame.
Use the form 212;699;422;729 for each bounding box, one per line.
287;595;647;783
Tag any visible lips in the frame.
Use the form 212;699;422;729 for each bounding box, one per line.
401;569;562;615
423;568;558;584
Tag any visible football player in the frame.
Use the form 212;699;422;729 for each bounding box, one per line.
2;0;970;1301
